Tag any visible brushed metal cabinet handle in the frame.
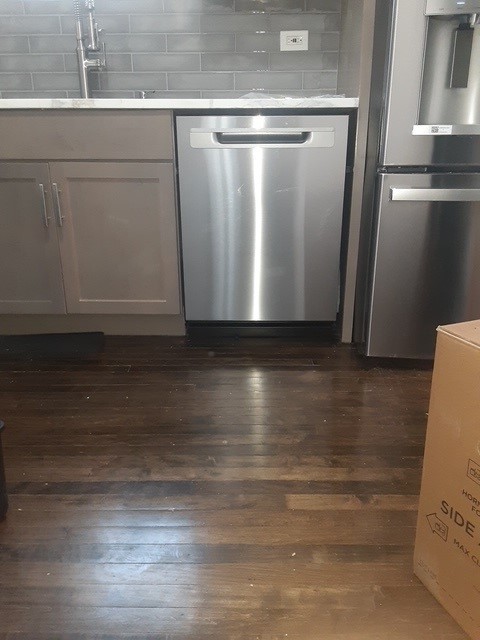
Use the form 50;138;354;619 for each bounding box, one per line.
52;182;64;227
38;183;50;228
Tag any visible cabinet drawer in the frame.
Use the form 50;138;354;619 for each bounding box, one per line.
0;111;173;161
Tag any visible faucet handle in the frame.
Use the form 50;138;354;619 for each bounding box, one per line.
100;40;107;68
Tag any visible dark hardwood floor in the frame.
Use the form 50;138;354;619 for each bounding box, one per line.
0;336;469;639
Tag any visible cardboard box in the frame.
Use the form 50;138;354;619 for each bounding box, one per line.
414;320;480;640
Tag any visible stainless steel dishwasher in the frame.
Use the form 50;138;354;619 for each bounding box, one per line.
176;114;349;322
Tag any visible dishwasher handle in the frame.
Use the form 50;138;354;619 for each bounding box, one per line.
216;131;310;145
190;127;335;149
391;187;480;202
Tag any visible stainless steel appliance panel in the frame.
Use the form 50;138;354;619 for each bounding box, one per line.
176;115;349;322
380;0;480;166
366;173;480;358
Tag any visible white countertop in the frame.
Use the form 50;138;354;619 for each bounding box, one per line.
0;97;359;110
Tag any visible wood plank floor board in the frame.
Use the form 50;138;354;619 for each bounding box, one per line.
1;507;419;528
0;561;421;587
7;479;424;496
6;492;420;512
0;583;456;611
0;604;466;638
0;542;414;564
0;337;468;639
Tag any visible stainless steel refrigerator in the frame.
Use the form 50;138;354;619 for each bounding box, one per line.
357;0;480;358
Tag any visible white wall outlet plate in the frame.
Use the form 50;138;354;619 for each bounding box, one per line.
280;31;309;52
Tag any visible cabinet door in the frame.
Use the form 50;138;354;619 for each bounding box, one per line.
0;163;65;314
50;162;181;315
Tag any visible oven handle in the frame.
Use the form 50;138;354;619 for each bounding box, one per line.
391;188;480;202
190;128;335;149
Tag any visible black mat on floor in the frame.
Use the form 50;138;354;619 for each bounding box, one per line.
0;332;105;358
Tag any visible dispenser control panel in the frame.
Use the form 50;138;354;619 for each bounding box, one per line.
426;0;480;15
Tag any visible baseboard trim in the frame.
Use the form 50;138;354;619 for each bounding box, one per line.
0;315;186;336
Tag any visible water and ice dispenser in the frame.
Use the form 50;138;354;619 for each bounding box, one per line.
415;0;480;131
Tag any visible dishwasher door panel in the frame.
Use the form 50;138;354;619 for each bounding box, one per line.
366;173;480;358
176;115;349;322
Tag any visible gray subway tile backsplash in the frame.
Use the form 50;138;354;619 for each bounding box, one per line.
167;34;235;53
306;0;341;11
168;72;234;90
0;0;341;98
105;34;167;53
234;0;305;12
94;0;166;14
0;53;64;72
324;13;341;30
303;70;338;90
270;51;337;71
133;53;200;72
235;71;303;91
0;72;32;90
29;34;78;53
202;53;269;72
32;72;80;90
268;13;328;30
164;0;235;12
1;90;68;98
0;0;23;14
130;15;201;34
201;14;269;32
0;16;61;35
99;72;167;91
309;32;340;51
235;33;281;53
0;35;29;53
23;0;75;14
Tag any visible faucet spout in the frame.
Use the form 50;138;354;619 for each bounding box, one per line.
76;41;90;98
73;0;106;98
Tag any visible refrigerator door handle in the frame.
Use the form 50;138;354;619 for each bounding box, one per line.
390;188;480;202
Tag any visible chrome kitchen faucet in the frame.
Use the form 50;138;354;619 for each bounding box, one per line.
74;0;106;98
